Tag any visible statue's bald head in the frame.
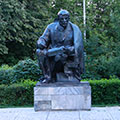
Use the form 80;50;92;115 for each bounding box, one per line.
57;9;70;28
58;9;70;17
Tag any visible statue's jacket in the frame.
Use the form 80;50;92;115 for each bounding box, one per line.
37;21;85;74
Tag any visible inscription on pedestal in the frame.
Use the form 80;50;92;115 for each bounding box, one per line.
34;101;51;111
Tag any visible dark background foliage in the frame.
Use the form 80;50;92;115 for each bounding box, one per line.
0;0;120;79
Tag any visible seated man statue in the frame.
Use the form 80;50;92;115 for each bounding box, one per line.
36;9;85;83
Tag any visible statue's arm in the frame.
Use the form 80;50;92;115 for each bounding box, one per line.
37;26;51;50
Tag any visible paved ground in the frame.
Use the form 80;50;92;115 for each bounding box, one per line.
0;107;120;120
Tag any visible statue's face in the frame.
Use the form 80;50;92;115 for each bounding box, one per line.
59;14;69;28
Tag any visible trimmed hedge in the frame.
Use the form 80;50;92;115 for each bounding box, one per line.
0;80;36;106
90;78;120;105
0;78;120;106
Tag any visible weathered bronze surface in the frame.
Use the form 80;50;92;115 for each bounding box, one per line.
36;10;85;84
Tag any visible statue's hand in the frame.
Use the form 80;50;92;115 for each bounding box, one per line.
59;46;65;51
65;46;74;54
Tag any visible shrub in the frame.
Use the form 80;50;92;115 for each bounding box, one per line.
0;59;42;84
12;59;42;83
90;78;120;105
0;80;36;106
0;65;13;84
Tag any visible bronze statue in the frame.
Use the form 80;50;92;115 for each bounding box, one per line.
36;9;85;84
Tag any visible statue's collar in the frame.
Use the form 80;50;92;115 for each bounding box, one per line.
56;22;70;32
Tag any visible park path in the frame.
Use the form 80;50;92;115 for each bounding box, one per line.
0;107;120;120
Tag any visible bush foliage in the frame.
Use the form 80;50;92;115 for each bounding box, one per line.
0;80;36;106
0;0;120;79
0;65;13;84
0;79;120;106
12;59;41;83
0;59;41;84
90;78;120;105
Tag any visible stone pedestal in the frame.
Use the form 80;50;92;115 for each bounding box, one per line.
34;81;91;111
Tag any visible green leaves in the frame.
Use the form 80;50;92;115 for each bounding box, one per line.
90;78;120;105
0;59;42;84
0;0;120;79
0;82;36;106
0;0;49;65
0;44;8;55
83;0;120;79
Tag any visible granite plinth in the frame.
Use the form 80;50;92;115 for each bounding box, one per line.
34;81;91;111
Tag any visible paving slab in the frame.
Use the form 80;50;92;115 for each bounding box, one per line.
106;106;120;120
47;111;80;120
0;108;20;120
79;107;113;120
0;107;120;120
0;108;49;120
0;113;19;120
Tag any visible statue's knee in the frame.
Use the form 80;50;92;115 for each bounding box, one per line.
36;49;45;56
36;49;41;56
36;49;47;62
36;49;39;54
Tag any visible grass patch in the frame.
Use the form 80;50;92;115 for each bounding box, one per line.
0;105;33;108
92;104;120;107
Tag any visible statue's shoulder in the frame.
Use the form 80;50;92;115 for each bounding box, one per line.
69;22;80;30
47;22;58;30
